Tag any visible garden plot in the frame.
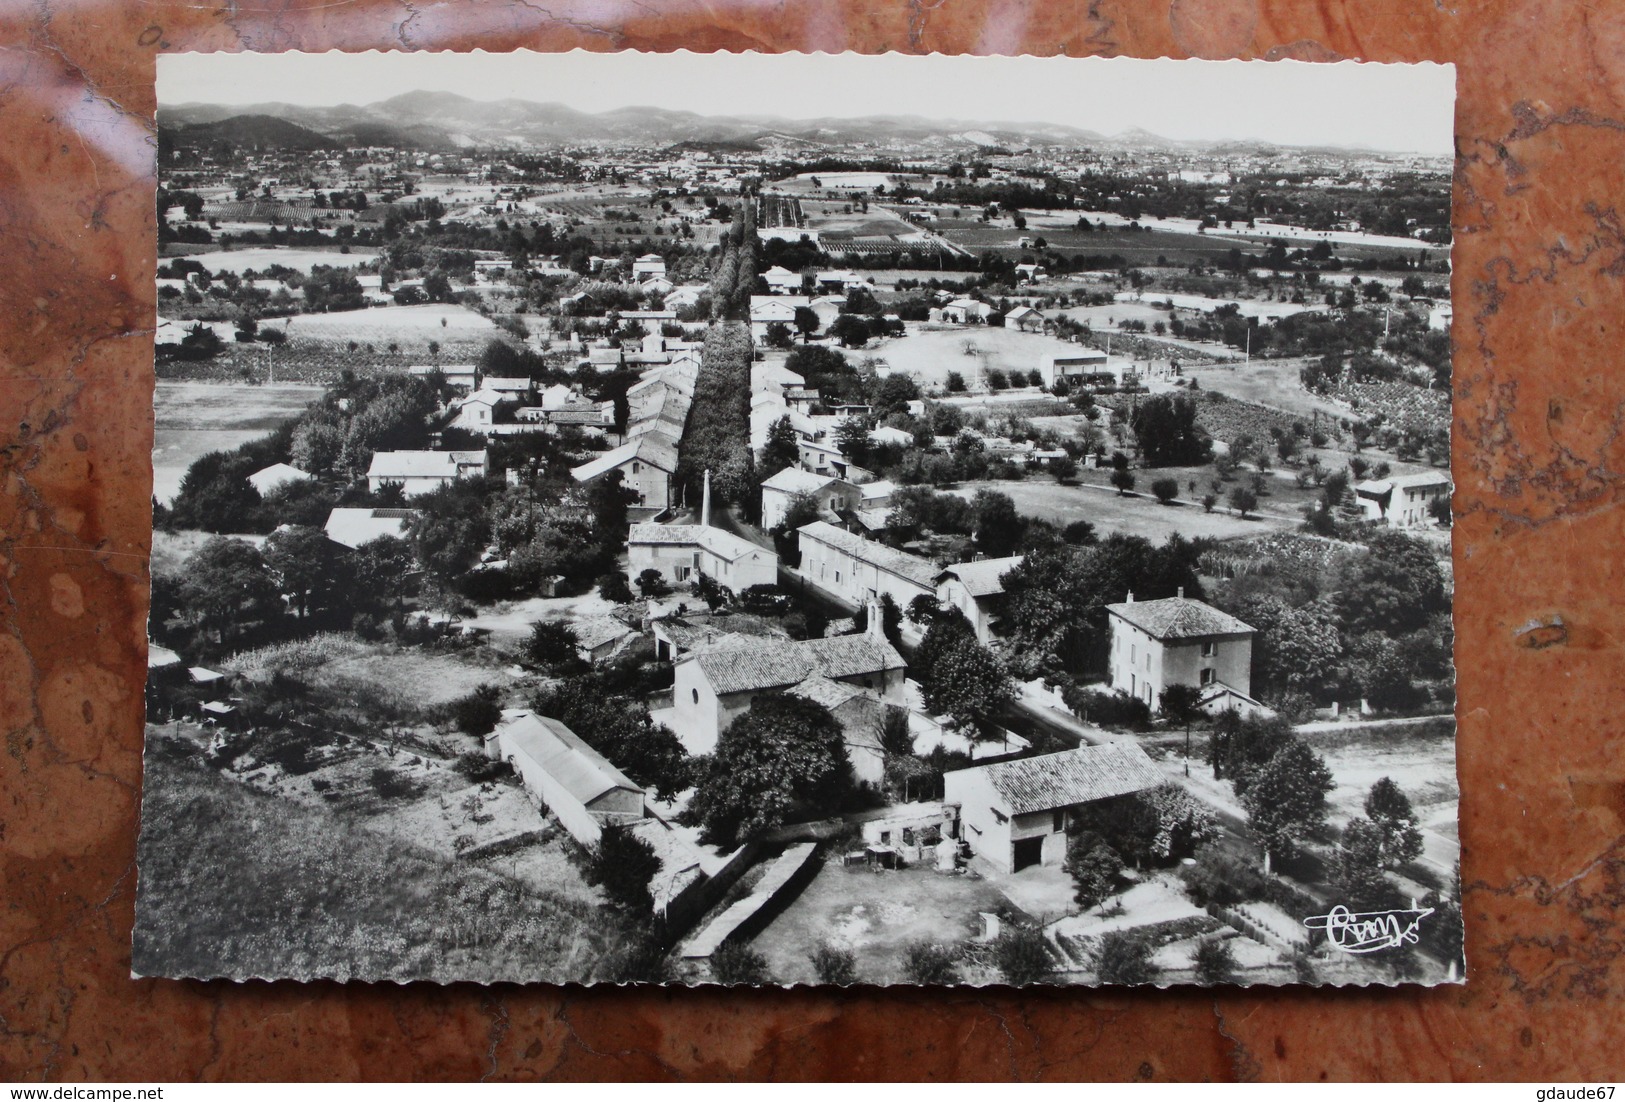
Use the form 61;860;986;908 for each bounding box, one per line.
306;647;526;707
947;479;1283;543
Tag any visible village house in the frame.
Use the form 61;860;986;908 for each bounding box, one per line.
935;555;1024;644
322;506;417;549
1354;471;1452;527
748;295;803;341
759;467;862;531
571;617;638;665
945;743;1165;873
626;521;779;593
942;298;994;325
796;520;939;610
484;710;645;847
651;613;789;665
631;253;667;282
247;462;312;497
569;431;679;509
761;265;803;295
1104;592;1257;714
1004;304;1045;331
670;616;906;754
1038;349;1110;389
366;450;488;497
786;675;888;785
447;386;514;432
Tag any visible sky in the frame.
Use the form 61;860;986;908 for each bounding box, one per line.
158;51;1456;155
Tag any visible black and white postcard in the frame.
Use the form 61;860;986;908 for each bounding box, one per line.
138;50;1460;987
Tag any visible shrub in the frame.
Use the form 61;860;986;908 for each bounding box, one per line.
368;767;422;800
586;826;661;913
601;924;675;984
1096;931;1154;985
1194;937;1237;984
710;943;772;985
598;572;634;604
453;752;513;783
525;620;580;668
809;942;858;986
1180;848;1268;907
1151;478;1179;505
902;941;960;984
636;568;670;597
451;683;503;737
993;926;1055;986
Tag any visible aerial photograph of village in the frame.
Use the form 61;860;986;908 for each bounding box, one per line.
135;52;1460;988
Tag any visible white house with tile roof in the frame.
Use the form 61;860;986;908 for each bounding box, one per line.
626;522;779;593
1103;592;1255;713
759;467;861;531
670;615;905;754
795;520;939;611
935;555;1024;644
569;431;679;509
366;450;487;497
945;743;1165;872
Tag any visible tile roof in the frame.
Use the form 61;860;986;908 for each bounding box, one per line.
570;432;679;482
796;521;939;588
367;450;460;479
1103;596;1254;640
498;710;643;806
692;633;904;696
573;617;635;652
786;674;873;713
955;743;1165;816
936;555;1025;599
761;466;845;494
627;523;770;563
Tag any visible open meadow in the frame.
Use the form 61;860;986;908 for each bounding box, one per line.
267;302;502;345
152;382;324;504
178;246;378;275
947;478;1288;541
869;326;1096;389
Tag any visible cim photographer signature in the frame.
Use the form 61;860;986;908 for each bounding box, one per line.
1303;905;1435;954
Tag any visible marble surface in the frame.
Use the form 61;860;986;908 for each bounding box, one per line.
2;0;1623;1081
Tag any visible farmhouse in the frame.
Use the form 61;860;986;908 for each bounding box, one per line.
447;386;513;432
366;450;488;497
1038;349;1109;389
796;520;939;610
409;363;477;391
1104;593;1256;714
942;298;993;325
945;743;1164;873
485;710;645;847
670;617;906;754
748;296;803;340
569;431;679;509
1354;472;1452;528
1004;304;1045;331
761;265;803;294
935;556;1024;644
626;521;779;593
322;507;417;549
759;467;862;531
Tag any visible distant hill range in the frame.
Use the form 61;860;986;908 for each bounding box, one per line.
156;91;1413;159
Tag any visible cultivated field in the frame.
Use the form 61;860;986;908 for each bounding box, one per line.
152;382;324;504
947;479;1289;542
869;326;1096;389
180;247;378;275
267;302;501;345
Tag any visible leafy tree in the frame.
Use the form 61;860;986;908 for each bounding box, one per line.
1240;738;1335;870
835;416;872;467
586;825;662;913
993;926;1055;985
175;536;282;646
526;620;581;668
1228;486;1258;517
636;568;670;597
915;615;1015;735
792;305;820;343
451;683;503;737
1110;468;1136;496
1129;393;1211;466
599;572;634;603
946;370;966;393
758;415;801;482
1208;711;1295;787
1233;596;1344;702
1151;478;1179;505
1051;454;1078;483
1065;831;1122;912
764;321;794;349
350;535;416;610
875;704;916;760
404;480;492;584
1194;937;1236;984
710;943;772;985
1364;777;1424;868
901;941;959;984
168;450;263;533
1096;932;1153;985
262;524;346;620
686;692;852;848
828;313;871;348
1332;530;1448;637
970;489;1023;557
809;942;857;986
1334;817;1397;912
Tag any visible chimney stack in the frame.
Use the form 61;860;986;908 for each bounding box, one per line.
866;597;885;641
1126;591;1135;603
1177;586;1184;599
701;469;712;527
